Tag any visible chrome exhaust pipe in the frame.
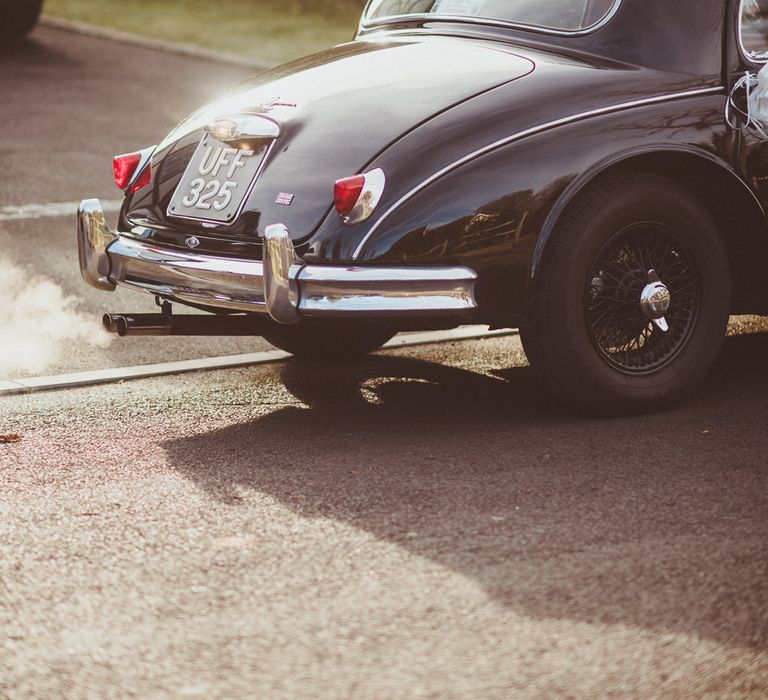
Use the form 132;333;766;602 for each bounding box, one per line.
102;314;123;334
102;313;172;336
102;310;274;337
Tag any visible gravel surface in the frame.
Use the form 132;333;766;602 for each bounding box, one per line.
2;333;767;698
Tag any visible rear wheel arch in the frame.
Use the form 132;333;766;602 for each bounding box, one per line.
529;149;768;317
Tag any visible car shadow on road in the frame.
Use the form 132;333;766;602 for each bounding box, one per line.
163;333;768;651
0;36;78;67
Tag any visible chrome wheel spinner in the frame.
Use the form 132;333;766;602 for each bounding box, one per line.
640;269;671;332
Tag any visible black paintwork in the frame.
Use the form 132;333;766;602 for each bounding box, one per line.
0;0;43;42
122;0;768;326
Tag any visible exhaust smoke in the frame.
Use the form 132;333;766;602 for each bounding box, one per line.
0;258;112;377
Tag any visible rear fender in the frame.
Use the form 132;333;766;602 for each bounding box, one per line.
351;95;752;324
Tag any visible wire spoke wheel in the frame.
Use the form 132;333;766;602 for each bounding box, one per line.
520;173;730;415
585;223;699;374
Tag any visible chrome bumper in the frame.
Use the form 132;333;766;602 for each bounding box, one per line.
77;198;478;325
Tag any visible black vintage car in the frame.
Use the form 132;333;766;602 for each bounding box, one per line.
1;0;44;42
78;0;768;414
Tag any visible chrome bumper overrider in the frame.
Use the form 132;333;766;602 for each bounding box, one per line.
77;199;478;325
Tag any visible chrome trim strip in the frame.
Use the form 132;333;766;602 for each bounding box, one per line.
78;200;478;319
343;168;387;225
127;146;156;192
300;294;476;317
359;0;622;38
351;86;723;260
300;266;476;284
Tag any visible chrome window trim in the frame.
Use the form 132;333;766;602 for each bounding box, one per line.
359;0;622;38
738;0;768;64
351;86;723;260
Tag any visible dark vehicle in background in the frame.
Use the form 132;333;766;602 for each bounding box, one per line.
1;0;43;42
78;0;768;414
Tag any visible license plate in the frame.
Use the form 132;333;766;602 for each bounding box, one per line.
167;135;269;225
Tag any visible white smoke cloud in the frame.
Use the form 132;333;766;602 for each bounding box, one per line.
0;258;112;377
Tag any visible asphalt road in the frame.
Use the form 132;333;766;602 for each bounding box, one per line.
1;23;768;700
0;24;263;379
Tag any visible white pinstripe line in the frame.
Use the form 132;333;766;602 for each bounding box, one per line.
352;86;724;259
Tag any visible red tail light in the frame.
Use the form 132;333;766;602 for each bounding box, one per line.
333;175;366;217
129;163;152;193
333;169;386;225
113;152;142;190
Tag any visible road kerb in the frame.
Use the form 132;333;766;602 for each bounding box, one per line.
0;328;518;397
40;16;271;70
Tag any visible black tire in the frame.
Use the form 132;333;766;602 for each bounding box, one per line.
521;173;731;416
0;0;44;43
264;323;396;361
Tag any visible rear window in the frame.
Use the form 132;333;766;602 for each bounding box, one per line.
364;0;620;32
